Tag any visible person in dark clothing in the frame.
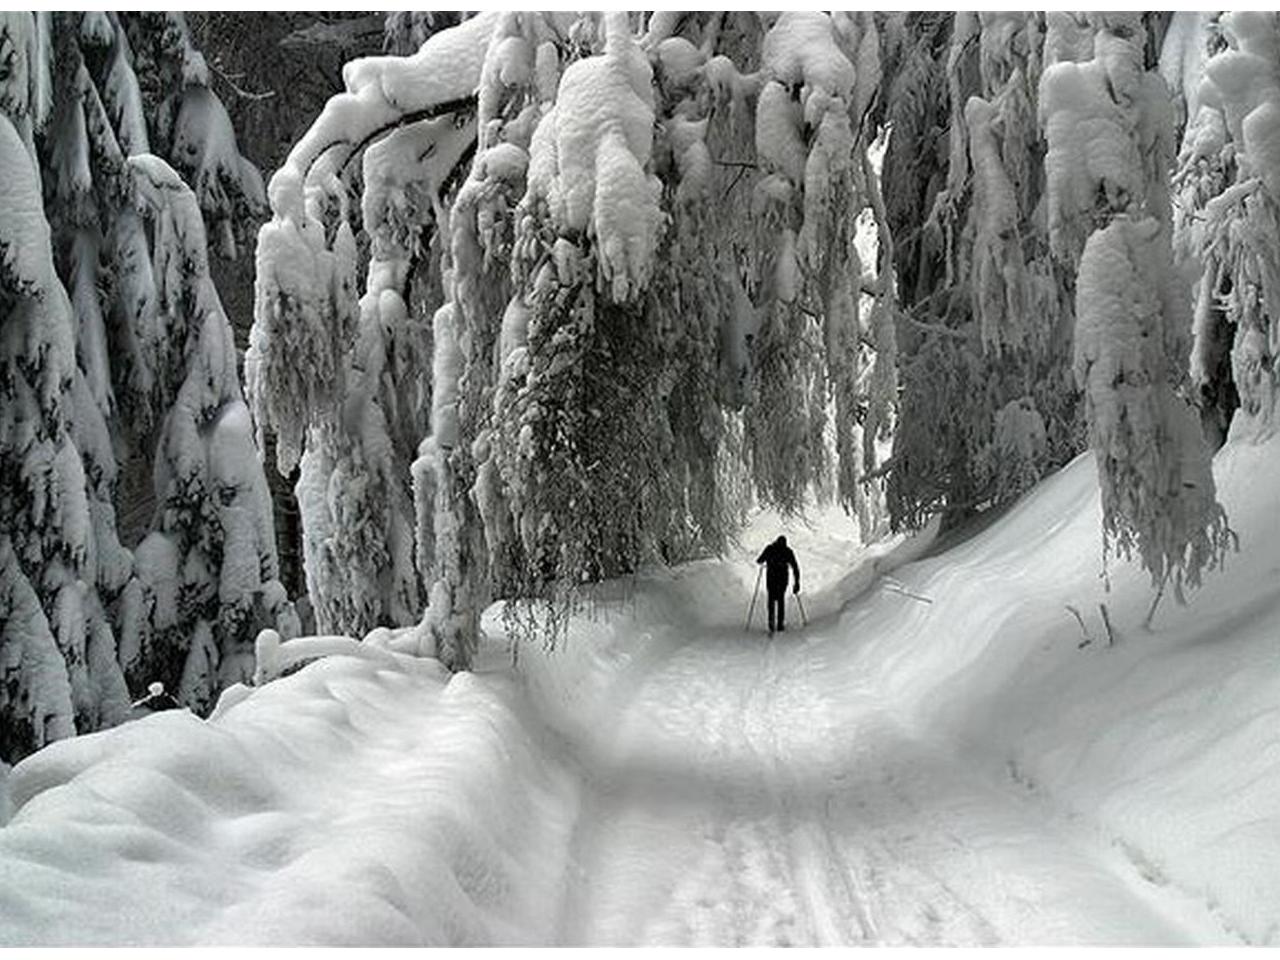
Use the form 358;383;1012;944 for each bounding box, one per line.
757;535;800;634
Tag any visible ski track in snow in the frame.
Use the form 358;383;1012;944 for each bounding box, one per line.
541;631;1187;945
507;507;1232;947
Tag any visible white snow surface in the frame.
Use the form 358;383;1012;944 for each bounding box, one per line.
5;433;1280;944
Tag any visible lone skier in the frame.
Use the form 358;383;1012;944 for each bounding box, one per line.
757;535;800;635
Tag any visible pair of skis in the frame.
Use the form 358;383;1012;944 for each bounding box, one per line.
745;566;807;633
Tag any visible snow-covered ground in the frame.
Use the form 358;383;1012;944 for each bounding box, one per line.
3;433;1280;945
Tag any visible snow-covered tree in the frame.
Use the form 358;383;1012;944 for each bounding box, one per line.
247;12;493;643
116;157;297;714
245;9;1252;664
874;10;1235;600
1166;12;1280;446
0;11;286;760
0;110;131;761
250;12;892;661
1041;13;1232;596
881;12;1083;532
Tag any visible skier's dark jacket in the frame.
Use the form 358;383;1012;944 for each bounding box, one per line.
757;537;800;596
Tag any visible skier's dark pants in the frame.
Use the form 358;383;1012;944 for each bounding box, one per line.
767;588;786;631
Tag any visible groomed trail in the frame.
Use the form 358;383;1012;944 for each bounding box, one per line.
556;643;1178;944
504;496;1234;946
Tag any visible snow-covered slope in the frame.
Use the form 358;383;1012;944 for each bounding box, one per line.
2;433;1279;944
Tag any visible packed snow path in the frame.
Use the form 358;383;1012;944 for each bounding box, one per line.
8;448;1274;945
539;622;1205;946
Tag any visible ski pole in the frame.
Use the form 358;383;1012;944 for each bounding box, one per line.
746;565;763;631
796;591;808;627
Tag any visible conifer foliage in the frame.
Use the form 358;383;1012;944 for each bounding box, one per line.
0;12;291;762
250;11;1259;663
249;12;894;662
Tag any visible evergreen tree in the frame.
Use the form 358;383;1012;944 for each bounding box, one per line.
0;109;131;760
881;12;1082;532
0;12;287;761
249;12;892;661
1167;12;1280;446
117;156;296;714
1042;12;1232;597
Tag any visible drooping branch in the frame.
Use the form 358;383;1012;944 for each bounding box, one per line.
323;94;478;180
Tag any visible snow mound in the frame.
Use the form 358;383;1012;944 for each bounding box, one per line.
0;652;573;945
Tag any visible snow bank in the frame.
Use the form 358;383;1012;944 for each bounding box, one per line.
0;649;574;945
841;434;1280;944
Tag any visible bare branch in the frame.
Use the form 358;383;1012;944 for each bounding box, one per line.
909;317;970;340
1142;576;1166;631
1099;602;1116;647
208;59;276;102
1066;603;1093;648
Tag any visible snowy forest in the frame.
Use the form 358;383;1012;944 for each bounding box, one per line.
3;9;1280;948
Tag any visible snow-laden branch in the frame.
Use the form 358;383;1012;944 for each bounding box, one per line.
270;11;499;206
